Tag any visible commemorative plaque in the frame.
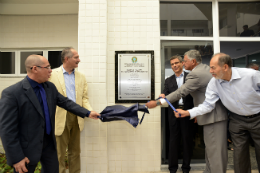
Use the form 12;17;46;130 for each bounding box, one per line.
115;51;154;103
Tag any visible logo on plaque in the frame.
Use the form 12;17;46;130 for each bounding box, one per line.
132;57;137;63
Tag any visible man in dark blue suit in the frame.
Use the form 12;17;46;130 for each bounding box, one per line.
0;55;100;173
160;56;195;173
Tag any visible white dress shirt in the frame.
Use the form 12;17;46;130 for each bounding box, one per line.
189;67;260;119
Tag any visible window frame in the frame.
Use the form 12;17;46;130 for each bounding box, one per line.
0;49;62;77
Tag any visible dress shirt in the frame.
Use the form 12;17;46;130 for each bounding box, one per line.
62;66;76;102
189;67;260;119
175;72;184;105
160;71;184;105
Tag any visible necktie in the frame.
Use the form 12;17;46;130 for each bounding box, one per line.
38;84;52;135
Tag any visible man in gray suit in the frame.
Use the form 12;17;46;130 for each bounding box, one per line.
146;50;228;173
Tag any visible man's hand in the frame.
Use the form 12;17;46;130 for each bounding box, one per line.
158;94;166;98
88;111;100;120
194;117;197;123
174;109;190;118
145;100;157;109
13;157;30;173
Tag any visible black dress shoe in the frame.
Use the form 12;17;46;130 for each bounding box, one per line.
183;171;189;173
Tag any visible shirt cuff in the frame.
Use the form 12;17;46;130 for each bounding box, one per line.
160;98;166;105
86;111;91;117
188;109;197;119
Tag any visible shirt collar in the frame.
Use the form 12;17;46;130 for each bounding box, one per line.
218;67;241;84
62;65;75;74
26;76;40;89
175;71;184;78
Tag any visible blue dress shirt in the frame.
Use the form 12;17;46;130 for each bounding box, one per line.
27;76;45;115
27;76;52;134
62;66;76;102
189;67;260;119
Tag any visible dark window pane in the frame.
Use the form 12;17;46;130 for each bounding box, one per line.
48;51;62;69
0;52;15;74
219;2;260;37
233;57;246;68
20;51;43;74
220;41;260;67
160;2;213;36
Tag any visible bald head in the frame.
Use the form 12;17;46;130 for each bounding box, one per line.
25;55;45;73
212;53;232;68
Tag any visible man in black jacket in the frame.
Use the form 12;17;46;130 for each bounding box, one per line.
160;55;194;173
0;55;100;173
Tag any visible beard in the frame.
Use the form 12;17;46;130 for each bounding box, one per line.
214;71;224;79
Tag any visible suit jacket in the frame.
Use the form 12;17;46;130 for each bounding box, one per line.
163;71;193;111
49;66;92;135
0;77;90;166
166;64;228;125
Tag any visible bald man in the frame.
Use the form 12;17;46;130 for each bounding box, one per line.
176;53;260;173
0;55;100;173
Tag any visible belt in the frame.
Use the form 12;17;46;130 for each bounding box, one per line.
234;112;260;118
177;105;184;109
244;112;260;118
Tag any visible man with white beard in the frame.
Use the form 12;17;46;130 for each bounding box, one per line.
176;53;260;173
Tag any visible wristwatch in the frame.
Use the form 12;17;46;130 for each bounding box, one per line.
156;100;161;106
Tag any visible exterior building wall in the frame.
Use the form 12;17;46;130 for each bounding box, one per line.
78;0;161;172
1;14;78;49
0;14;78;153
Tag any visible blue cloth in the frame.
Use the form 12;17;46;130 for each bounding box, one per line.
175;72;184;105
99;103;149;128
62;66;76;102
27;76;52;134
189;67;260;119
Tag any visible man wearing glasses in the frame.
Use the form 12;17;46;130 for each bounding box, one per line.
0;54;100;173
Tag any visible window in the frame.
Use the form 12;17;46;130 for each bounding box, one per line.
220;41;260;67
219;2;260;37
160;0;260;166
160;2;213;37
0;50;62;76
20;51;43;74
0;52;15;74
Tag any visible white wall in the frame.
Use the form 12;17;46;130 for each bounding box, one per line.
1;14;78;49
78;0;161;172
0;14;78;93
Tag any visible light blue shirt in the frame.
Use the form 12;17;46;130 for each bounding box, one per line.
62;66;76;103
176;72;184;105
189;67;260;119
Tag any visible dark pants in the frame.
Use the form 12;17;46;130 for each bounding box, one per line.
14;132;59;173
168;113;194;173
229;112;260;173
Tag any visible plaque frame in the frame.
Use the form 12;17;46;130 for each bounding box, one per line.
115;51;155;103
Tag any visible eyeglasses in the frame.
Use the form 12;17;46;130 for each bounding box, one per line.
30;65;51;70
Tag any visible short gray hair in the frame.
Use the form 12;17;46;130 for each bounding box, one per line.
184;50;202;64
170;55;183;63
61;47;74;63
213;53;232;67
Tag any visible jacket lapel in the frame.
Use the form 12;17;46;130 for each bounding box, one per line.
43;82;53;119
57;66;67;96
172;74;178;88
74;70;79;100
22;78;44;118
